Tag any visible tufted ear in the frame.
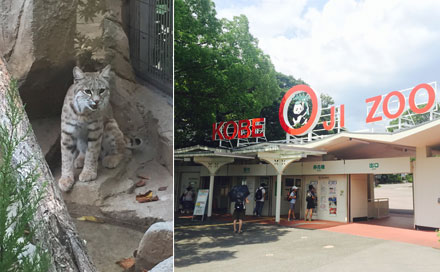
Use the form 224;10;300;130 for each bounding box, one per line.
100;64;111;80
73;66;85;82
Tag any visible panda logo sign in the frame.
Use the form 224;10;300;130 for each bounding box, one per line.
279;85;322;136
292;101;308;126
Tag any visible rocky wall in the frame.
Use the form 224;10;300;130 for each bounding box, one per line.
0;0;78;119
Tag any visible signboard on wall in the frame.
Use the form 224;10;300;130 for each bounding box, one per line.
344;157;411;174
306;175;347;222
193;189;209;220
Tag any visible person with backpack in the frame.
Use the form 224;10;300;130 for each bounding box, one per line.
253;183;266;217
233;195;249;234
305;184;316;221
287;186;298;221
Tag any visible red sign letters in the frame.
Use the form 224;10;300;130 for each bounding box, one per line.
365;83;436;123
212;118;265;141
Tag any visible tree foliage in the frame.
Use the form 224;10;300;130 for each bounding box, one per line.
175;0;281;147
0;80;50;271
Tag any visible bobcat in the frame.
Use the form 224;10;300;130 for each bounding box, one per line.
58;65;126;192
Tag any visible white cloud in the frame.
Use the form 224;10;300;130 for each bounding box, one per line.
213;0;440;131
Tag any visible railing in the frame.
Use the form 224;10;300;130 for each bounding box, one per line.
368;198;389;219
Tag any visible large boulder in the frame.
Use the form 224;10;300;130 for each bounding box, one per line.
150;256;173;272
0;0;78;119
135;221;173;272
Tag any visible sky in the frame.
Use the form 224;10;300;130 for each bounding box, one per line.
212;0;440;132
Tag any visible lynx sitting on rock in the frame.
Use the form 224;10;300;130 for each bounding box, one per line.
58;65;126;192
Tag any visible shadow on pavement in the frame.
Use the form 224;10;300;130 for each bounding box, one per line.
174;215;292;267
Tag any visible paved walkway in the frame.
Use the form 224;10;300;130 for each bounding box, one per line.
175;214;440;271
374;183;413;210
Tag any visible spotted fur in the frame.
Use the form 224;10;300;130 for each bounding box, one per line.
58;65;126;192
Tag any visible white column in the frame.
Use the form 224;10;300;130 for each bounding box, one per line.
257;152;303;224
275;173;282;223
208;174;215;217
193;157;234;218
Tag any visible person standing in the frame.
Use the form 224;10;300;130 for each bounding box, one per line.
181;186;195;214
253;183;266;217
233;196;249;234
287;186;298;221
305;184;316;221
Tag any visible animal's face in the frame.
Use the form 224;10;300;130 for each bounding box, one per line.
293;102;304;114
72;65;111;113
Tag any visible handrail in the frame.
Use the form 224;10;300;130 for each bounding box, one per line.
367;198;389;218
368;198;389;202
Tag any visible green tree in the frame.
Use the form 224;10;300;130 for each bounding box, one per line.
174;0;280;148
0;80;50;271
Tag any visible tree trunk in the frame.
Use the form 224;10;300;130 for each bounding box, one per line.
0;58;96;271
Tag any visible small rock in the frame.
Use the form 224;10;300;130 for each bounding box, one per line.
158;186;167;191
135;222;173;272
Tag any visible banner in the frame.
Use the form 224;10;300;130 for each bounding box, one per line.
193;189;209;216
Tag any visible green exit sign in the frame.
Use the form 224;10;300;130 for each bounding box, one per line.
369;163;379;169
313;164;325;171
243;167;250;173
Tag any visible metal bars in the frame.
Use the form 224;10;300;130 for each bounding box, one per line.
129;0;173;94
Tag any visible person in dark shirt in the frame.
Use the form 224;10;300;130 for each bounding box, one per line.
305;184;316;221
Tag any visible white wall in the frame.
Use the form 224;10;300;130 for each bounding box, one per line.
350;174;368;221
414;147;440;228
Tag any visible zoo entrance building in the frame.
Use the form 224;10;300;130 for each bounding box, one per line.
175;84;440;230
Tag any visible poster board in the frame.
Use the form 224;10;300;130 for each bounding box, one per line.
305;175;347;222
193;189;209;221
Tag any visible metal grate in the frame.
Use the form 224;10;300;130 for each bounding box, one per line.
129;0;173;94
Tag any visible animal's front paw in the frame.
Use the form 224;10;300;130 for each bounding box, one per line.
58;176;75;192
74;154;85;169
102;154;123;169
79;170;97;182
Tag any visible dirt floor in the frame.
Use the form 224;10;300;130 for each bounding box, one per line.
74;220;144;272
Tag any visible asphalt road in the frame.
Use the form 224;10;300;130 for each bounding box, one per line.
175;219;440;272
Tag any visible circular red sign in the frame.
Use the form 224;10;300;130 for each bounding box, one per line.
278;85;321;136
